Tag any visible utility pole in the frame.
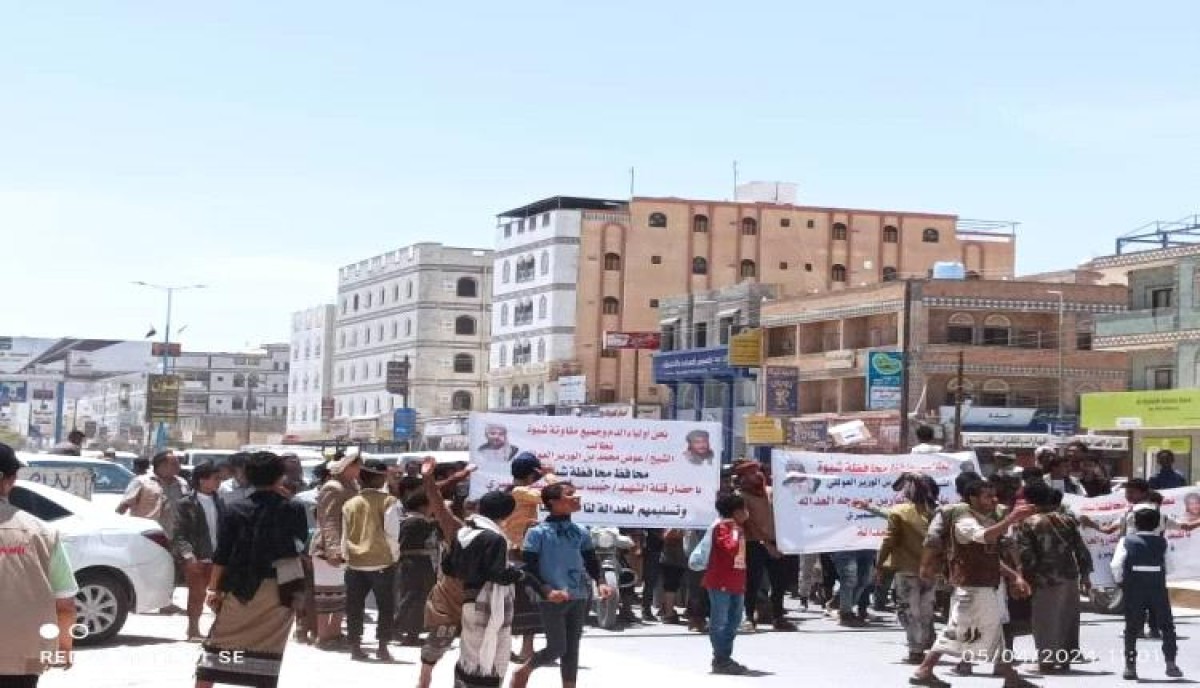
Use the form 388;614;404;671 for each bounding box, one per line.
898;279;913;452
1047;290;1066;429
953;350;965;450
244;373;257;446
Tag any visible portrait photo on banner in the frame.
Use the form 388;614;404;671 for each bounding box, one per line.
466;412;722;528
770;450;981;555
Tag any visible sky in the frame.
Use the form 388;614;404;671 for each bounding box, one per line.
3;2;1198;351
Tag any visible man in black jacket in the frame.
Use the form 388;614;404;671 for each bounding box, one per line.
174;463;226;641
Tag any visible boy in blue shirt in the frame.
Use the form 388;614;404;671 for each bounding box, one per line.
511;483;614;688
1111;508;1182;681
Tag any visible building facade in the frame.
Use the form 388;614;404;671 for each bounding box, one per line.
286;305;336;439
760;278;1129;461
490;189;1018;411
331;243;492;439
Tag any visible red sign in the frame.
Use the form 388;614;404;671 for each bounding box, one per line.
151;342;182;357
602;331;662;350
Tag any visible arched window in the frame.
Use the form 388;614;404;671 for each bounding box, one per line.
500;304;509;326
233;373;246;388
882;266;898;281
497;387;506;408
832;223;848;241
498;345;507;368
649;212;668;228
366;292;373;308
350;366;357;382
537;339;546;362
693;215;709;233
451;391;472;411
983;315;1012;346
393;285;400;302
407;281;414;298
947;312;974;343
944;377;975;405
692;257;708;275
741;218;757;236
391;321;399;339
364;327;371;345
379;287;386;304
457;277;477;298
980;379;1010;407
740;260;757;278
923;228;940;243
538;295;547;320
405;319;412;336
353;294;360;311
535;384;544;405
831;264;847;282
540;251;550;275
453;354;474;374
502;261;511;284
602;297;620;315
604;253;622;270
455;316;477;336
883;225;898;243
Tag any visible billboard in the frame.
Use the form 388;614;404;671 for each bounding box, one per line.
865;350;903;410
557;375;586;405
0;381;28;404
602;331;662;351
0;337;155;377
1081;389;1200;430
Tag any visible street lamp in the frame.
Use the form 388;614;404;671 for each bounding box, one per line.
133;281;207;448
1047;290;1065;426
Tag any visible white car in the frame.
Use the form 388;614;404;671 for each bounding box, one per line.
7;480;176;644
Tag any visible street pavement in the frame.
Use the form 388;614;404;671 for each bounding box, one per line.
37;588;1200;687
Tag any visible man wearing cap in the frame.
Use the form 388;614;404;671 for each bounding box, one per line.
341;458;402;661
0;443;80;687
309;449;361;649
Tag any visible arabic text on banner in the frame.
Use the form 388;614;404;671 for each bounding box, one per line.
467;412;721;528
1062;487;1200;587
770;450;980;555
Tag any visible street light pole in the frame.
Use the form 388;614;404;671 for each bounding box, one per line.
133;281;207;449
1047;290;1065;427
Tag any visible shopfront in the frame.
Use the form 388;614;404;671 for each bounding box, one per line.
652;346;756;464
1081;389;1200;482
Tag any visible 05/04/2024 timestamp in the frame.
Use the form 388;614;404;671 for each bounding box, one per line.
961;648;1173;665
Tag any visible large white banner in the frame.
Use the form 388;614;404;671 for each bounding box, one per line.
1062;487;1200;587
468;412;722;528
771;450;981;555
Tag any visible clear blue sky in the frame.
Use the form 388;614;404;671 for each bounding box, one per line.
3;2;1198;351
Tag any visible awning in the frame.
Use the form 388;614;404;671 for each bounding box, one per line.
659;317;680;325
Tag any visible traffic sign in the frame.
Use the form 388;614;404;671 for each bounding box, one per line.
393;408;416;439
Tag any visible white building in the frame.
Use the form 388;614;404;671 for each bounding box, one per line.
285;305;336;439
332;243;492;438
488;198;615;410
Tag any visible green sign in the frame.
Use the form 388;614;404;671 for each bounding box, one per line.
1080;389;1200;430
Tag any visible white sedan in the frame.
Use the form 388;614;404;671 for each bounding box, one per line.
7;480;176;644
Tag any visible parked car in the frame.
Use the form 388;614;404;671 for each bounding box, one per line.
18;454;137;512
6;480;176;644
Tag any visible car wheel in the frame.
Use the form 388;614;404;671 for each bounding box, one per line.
74;571;130;645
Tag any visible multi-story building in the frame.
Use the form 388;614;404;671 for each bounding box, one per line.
489;186;1018;410
332;243;491;439
285;305;336;439
760;278;1129;466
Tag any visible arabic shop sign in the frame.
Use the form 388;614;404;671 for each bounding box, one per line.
652;346;750;383
1081;389;1200;430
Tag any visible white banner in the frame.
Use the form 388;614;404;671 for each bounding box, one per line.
468;412;721;528
771;450;981;554
1062;487;1200;587
17;467;95;499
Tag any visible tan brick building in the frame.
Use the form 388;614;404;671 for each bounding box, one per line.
578;196;1017;405
760;278;1130;454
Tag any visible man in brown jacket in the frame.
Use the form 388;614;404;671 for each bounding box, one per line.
309;450;361;649
0;443;79;687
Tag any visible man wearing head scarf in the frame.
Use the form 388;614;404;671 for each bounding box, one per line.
308;449;361;649
681;430;715;465
477;424;519;463
731;459;796;632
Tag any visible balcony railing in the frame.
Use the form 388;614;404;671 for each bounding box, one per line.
1095;308;1179;337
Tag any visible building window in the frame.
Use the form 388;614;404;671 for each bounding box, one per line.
982;314;1012;346
883;225;898;243
779;262;788;270
944;378;975;405
651;255;662;265
453;354;474;374
513;342;532;365
516;219;524;233
805;263;813;272
542;214;550;227
693;215;708;233
233;373;246;388
451;391;472;411
535;384;544;405
376;361;383;378
649;212;668;228
692;257;708;275
353;294;360;311
923;228;940;243
407;281;414;299
832;223;848;241
806;219;815;228
1076;331;1093;351
1152;367;1175;390
500;304;508;326
515;256;536;283
604;253;622;270
364;328;371;345
741;218;757;236
365;292;373;308
947;313;974;344
391;321;398;339
541;251;550;276
781;218;791;228
497;387;506;408
405;319;412;336
232;396;244;411
1151;287;1174;311
503;223;511;238
457;277;478;298
602;297;620;315
831;264;847;282
601;348;618;359
502;261;511;284
662;324;677;352
694;322;708;348
538;296;547;320
455;316;477;336
980;379;1010;407
536;339;546;362
597;387;617;403
719;316;735;345
341;300;347;315
514;300;533;326
740;260;757;278
882;266;898;282
649;299;659;308
498;345;507;367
